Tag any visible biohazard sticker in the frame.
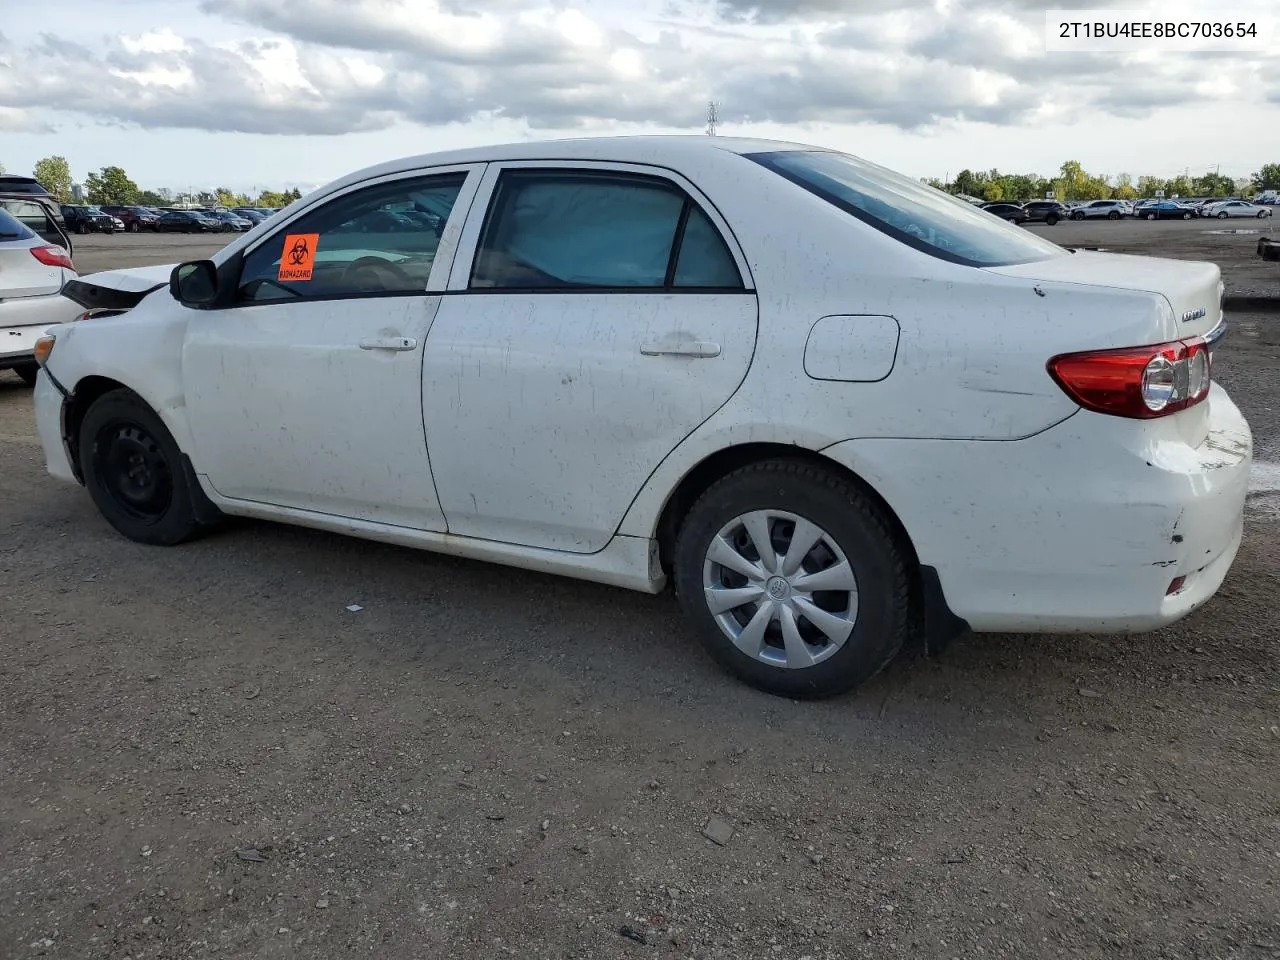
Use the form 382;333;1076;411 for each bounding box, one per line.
278;233;319;281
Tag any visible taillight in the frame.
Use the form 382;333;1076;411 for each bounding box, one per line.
1047;337;1212;419
30;245;75;271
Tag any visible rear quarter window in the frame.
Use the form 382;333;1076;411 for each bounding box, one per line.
0;208;36;241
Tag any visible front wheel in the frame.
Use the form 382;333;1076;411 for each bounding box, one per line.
673;460;911;699
1146;213;1156;220
1045;214;1059;226
1218;211;1229;219
1071;212;1085;220
1182;212;1192;220
1108;211;1119;220
1260;210;1271;218
80;388;218;545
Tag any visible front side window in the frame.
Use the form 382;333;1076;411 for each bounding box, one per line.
746;149;1065;267
236;173;467;303
469;170;743;291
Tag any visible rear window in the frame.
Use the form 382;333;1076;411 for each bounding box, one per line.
0;208;36;241
746;149;1065;268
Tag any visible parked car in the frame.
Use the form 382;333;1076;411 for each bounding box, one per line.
1020;201;1070;225
231;208;269;225
100;205;161;231
1070;200;1130;220
200;210;254;232
1140;201;1199;220
0;208;80;386
0;180;74;257
155;210;224;233
61;205;120;234
30;136;1249;699
1201;200;1273;219
979;202;1029;225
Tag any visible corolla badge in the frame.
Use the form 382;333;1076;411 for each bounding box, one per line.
1181;307;1207;323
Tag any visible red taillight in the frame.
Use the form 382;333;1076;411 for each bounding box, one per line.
30;245;75;271
1047;336;1211;419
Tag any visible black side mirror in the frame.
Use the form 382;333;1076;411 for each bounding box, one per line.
170;260;218;307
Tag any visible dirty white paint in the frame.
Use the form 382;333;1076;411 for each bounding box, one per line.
31;135;1256;636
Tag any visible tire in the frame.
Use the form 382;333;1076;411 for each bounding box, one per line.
1218;211;1228;219
79;388;217;546
128;221;139;232
1071;212;1084;221
1108;211;1119;220
76;222;88;235
673;460;911;700
1182;212;1192;220
1007;216;1019;224
1045;214;1059;226
13;363;39;386
1260;210;1270;218
1146;213;1156;220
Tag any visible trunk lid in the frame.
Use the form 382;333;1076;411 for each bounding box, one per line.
0;240;64;299
61;263;175;311
986;251;1222;341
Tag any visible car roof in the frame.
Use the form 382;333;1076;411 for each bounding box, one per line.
323;135;824;190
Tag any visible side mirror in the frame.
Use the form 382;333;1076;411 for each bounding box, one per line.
170;260;218;307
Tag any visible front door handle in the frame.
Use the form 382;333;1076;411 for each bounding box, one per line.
359;336;417;351
640;340;721;358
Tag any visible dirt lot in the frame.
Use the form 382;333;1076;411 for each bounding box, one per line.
2;228;1278;960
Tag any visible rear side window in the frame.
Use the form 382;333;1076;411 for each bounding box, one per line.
0;208;36;241
747;150;1065;268
469;170;744;291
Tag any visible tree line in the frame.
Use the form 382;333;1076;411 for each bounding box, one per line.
926;161;1280;203
3;156;303;209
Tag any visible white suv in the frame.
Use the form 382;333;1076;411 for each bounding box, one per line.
1070;200;1131;220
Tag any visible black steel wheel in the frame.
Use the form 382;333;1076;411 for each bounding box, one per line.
79;388;219;545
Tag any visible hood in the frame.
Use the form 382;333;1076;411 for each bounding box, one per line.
984;251;1222;341
61;263;176;311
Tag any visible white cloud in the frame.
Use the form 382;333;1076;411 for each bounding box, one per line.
0;0;1274;190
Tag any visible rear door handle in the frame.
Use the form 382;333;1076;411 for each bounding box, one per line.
640;340;721;358
359;336;417;351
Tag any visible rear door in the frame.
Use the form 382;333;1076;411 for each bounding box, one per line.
0;198;73;255
423;161;758;552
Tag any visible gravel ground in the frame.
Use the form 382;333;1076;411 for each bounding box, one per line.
1;229;1278;960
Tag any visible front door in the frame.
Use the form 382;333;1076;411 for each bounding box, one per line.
424;163;758;552
182;166;482;530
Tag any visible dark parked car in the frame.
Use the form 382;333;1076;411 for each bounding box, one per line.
100;205;161;232
156;210;223;233
1020;200;1070;225
979;202;1029;225
197;209;254;232
1139;201;1198;221
0;177;73;255
62;204;120;234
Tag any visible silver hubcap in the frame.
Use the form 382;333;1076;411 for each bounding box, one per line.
702;509;859;670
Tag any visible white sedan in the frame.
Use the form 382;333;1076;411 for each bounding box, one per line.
1201;200;1273;219
30;137;1251;699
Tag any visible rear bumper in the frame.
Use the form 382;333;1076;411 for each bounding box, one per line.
824;384;1252;634
0;292;80;364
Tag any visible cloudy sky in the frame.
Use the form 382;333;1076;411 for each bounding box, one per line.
1;0;1277;194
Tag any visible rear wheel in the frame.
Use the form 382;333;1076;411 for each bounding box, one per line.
1071;212;1085;221
13;363;38;386
79;388;217;545
1260;210;1270;218
1108;211;1119;220
1146;213;1156;220
1044;214;1059;225
1218;211;1229;219
1182;212;1192;220
673;460;911;699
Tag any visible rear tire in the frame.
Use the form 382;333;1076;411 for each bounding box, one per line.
1182;212;1192;220
1072;212;1085;221
1108;211;1119;220
79;388;217;546
1146;213;1156;220
1218;211;1228;219
13;363;38;386
673;460;911;700
1044;214;1059;226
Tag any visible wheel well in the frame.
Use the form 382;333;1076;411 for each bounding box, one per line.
653;442;921;578
62;375;130;481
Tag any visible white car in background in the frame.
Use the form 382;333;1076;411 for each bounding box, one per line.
1201;200;1273;219
0;208;81;385
29;136;1251;699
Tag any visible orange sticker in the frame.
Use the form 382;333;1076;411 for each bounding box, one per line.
278;233;319;281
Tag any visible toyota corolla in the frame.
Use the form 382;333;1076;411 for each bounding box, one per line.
30;137;1251;699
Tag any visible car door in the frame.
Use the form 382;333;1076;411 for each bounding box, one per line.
182;165;484;530
0;199;73;255
423;161;758;553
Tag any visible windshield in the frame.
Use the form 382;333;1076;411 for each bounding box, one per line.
746;149;1066;267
